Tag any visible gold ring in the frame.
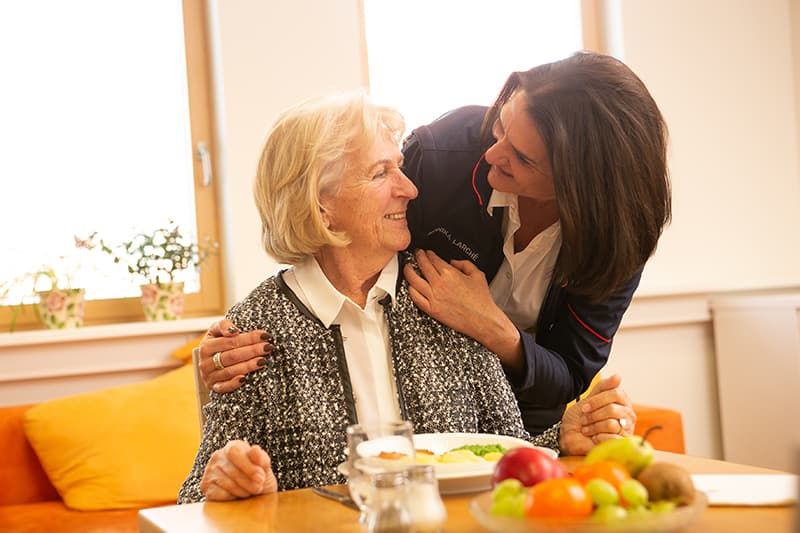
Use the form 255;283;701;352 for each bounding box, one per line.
212;352;225;371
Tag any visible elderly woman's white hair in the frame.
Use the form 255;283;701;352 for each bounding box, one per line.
253;92;405;264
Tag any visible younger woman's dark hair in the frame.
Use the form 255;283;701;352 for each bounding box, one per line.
481;51;671;302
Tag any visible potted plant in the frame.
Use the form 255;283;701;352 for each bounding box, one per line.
97;221;217;321
1;263;86;332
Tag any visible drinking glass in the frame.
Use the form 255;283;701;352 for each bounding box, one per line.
345;420;415;518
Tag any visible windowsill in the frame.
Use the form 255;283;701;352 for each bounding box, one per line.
0;316;220;348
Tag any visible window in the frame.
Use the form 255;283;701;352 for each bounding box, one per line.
362;0;590;135
0;0;223;329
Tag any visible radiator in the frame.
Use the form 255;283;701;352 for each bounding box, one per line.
710;292;800;472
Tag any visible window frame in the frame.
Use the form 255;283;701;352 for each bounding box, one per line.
0;0;225;330
581;0;606;53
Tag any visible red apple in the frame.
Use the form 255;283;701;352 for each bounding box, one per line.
491;448;567;487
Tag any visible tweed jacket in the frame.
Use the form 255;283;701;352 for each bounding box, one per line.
178;255;560;503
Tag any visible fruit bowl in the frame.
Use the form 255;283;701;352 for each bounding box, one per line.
469;491;708;532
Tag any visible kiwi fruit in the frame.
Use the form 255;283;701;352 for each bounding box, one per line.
636;462;695;505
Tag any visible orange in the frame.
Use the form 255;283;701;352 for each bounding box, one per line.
573;460;631;489
524;478;593;518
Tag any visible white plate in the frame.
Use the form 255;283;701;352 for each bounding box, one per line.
338;432;557;495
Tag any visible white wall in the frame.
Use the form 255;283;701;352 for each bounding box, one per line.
607;0;800;296
209;0;368;303
610;315;723;458
0;318;212;406
793;0;800;158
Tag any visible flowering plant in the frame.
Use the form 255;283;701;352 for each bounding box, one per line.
0;260;85;332
96;221;218;286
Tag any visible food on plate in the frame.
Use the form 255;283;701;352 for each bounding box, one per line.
378;443;508;465
377;451;407;460
438;449;485;463
637;462;696;505
584;425;661;477
412;449;438;464
451;444;506;458
491;447;567;488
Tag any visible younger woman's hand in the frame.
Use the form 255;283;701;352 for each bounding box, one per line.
198;319;274;393
404;249;523;371
559;374;636;455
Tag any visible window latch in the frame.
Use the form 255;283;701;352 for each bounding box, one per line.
195;141;213;187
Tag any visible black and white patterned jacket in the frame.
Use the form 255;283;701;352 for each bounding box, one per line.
178;255;560;503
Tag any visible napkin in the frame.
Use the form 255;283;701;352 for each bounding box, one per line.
691;474;799;506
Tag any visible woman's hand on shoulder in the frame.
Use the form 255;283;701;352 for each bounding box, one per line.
404;249;524;371
558;374;637;455
198;319;275;393
200;440;277;501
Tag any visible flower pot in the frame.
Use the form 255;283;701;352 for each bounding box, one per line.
140;282;184;321
36;288;86;329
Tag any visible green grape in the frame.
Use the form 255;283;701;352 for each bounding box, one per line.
490;493;527;517
628;505;653;519
592;505;627;523
585;478;619;507
619;479;649;508
490;479;527;518
649;500;677;514
492;478;524;502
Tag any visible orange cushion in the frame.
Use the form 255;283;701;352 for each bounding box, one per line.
632;404;686;454
171;334;204;364
0;501;138;533
0;404;60;505
23;365;200;510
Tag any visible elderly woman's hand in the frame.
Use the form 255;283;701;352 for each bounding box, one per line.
198;319;274;393
558;374;637;455
200;440;278;501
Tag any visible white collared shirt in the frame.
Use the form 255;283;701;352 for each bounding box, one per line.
487;190;562;332
282;256;402;426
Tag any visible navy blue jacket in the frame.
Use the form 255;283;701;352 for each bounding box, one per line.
402;106;641;434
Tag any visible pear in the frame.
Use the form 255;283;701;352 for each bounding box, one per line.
585;425;660;477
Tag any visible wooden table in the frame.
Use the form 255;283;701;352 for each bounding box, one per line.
139;451;796;532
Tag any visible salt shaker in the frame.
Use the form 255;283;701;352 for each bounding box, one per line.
364;470;412;533
405;465;447;533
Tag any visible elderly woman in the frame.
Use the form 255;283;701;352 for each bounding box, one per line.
178;94;633;503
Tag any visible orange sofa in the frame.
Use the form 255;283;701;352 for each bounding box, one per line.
0;404;140;533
